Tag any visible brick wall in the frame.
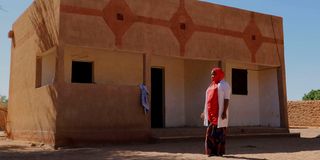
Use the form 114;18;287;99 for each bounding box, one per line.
288;100;320;127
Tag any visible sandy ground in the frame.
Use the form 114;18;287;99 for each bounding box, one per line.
0;128;319;160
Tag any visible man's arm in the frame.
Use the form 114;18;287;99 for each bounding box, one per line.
221;99;229;119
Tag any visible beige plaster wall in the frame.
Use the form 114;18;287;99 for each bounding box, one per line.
123;23;180;57
186;0;251;33
256;43;281;66
8;86;57;143
151;55;185;127
259;68;280;127
8;0;60;144
55;83;150;144
56;85;147;129
184;60;218;127
8;36;57;142
60;13;116;50
54;45;149;145
185;33;251;61
126;0;179;20
226;62;260;126
64;45;143;86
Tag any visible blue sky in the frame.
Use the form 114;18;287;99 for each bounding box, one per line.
202;0;320;100
0;0;319;100
0;0;34;98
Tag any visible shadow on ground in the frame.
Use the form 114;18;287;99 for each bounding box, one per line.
0;137;319;160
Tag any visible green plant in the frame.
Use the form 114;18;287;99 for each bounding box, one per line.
302;89;320;100
0;96;8;107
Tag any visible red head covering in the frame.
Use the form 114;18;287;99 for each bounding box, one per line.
211;67;225;84
207;67;225;125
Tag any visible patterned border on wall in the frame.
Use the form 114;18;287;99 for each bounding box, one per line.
60;0;283;62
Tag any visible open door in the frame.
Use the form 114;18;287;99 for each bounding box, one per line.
151;68;165;128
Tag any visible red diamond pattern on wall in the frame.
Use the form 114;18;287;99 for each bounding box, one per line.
102;0;136;47
60;1;283;63
169;0;195;56
243;13;263;63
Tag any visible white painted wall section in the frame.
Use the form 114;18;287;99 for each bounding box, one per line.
64;46;143;86
151;55;185;127
259;68;280;127
226;63;260;126
184;60;218;127
41;51;56;86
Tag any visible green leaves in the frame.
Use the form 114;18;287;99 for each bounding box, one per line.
302;89;320;100
0;96;8;107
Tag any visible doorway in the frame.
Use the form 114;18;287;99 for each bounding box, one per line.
151;67;165;128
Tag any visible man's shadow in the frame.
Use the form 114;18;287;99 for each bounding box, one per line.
223;155;267;160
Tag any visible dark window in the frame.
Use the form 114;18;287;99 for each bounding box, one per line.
232;68;248;95
180;23;186;30
72;61;93;83
116;13;124;21
252;35;256;40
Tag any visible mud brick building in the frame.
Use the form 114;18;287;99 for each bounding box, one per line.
7;0;288;147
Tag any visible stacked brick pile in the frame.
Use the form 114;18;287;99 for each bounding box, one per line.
288;100;320;127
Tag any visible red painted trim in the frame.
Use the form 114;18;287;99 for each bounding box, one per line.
60;5;103;16
60;1;284;61
195;25;243;38
263;37;284;44
136;16;171;27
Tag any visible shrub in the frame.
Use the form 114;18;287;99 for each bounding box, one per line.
302;90;320;100
0;96;8;107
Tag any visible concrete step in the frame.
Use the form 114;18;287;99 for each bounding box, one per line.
152;127;291;137
152;127;206;138
229;126;289;134
228;132;301;138
151;127;300;143
152;133;301;143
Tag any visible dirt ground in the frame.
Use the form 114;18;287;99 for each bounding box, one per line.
0;128;319;160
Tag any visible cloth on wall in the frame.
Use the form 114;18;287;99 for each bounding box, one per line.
139;84;150;114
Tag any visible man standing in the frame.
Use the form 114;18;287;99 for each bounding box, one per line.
201;67;231;157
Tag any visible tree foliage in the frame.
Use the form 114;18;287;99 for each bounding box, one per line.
302;89;320;100
0;96;8;107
